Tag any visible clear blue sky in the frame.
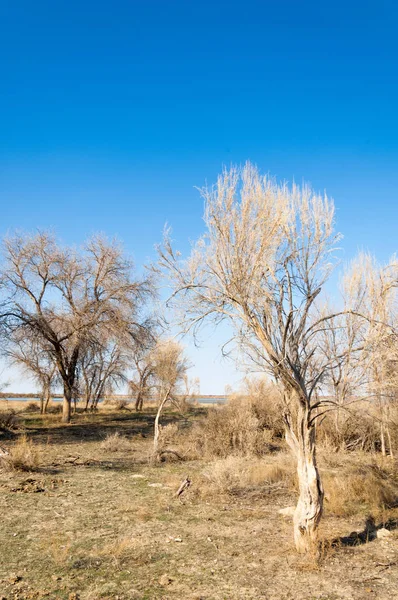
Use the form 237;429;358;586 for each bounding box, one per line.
1;0;398;393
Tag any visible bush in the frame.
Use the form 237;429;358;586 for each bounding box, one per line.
317;404;388;453
1;434;40;471
46;403;63;414
179;385;284;459
0;409;20;431
100;432;132;452
25;401;41;413
323;462;398;516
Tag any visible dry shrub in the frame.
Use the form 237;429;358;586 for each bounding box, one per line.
103;398;131;410
1;434;40;471
180;385;284;459
0;409;20;431
159;422;179;447
324;463;398;517
46;403;62;414
100;431;132;452
202;455;294;494
25;401;41;413
317;408;381;452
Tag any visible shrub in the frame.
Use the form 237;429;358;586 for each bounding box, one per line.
46;403;63;414
25;401;41;413
317;404;390;453
1;434;40;471
179;386;284;459
323;462;398;517
100;432;132;452
0;409;20;431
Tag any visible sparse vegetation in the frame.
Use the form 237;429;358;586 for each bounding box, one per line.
0;403;398;599
100;431;132;452
1;433;40;471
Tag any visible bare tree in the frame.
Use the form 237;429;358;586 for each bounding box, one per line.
150;339;190;461
0;232;153;423
79;339;128;411
129;348;155;411
158;163;352;552
350;253;398;457
6;333;57;414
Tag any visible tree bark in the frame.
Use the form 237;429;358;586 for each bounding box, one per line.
44;386;51;413
135;392;144;411
152;389;170;462
62;386;72;423
285;403;324;554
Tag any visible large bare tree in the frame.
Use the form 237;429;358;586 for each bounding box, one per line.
158;163;351;552
0;232;153;423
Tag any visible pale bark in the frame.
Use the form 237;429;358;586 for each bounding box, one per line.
152;389;171;461
285;404;324;553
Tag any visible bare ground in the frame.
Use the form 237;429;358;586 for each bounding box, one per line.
1;407;398;600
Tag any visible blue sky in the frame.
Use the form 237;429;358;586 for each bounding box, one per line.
1;0;398;393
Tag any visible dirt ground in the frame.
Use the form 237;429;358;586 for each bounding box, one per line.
0;406;398;600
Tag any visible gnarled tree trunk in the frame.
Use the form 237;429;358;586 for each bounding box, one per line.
285;402;324;553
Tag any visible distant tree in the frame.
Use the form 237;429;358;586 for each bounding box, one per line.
79;339;128;411
349;253;398;457
150;339;190;461
0;232;153;423
159;163;354;552
6;333;57;414
129;349;155;411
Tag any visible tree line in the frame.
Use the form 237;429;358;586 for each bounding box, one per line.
0;232;191;428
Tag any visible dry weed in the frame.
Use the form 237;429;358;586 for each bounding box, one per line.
201;455;294;494
0;409;20;431
25;401;41;413
323;463;398;516
1;434;40;471
100;431;132;452
180;393;283;460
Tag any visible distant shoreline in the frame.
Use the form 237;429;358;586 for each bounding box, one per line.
0;392;227;399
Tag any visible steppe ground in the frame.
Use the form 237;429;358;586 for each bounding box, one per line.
1;402;398;600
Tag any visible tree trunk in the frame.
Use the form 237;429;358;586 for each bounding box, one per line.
152;389;170;462
285;403;324;554
135;391;142;411
62;386;72;423
380;422;386;456
44;387;51;413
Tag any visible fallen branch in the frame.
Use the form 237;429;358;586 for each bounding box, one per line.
176;476;191;498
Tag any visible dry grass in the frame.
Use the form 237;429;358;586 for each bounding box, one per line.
201;454;295;495
0;434;40;471
179;392;283;459
0;404;398;599
0;408;20;431
100;431;133;452
323;462;398;517
25;401;41;413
